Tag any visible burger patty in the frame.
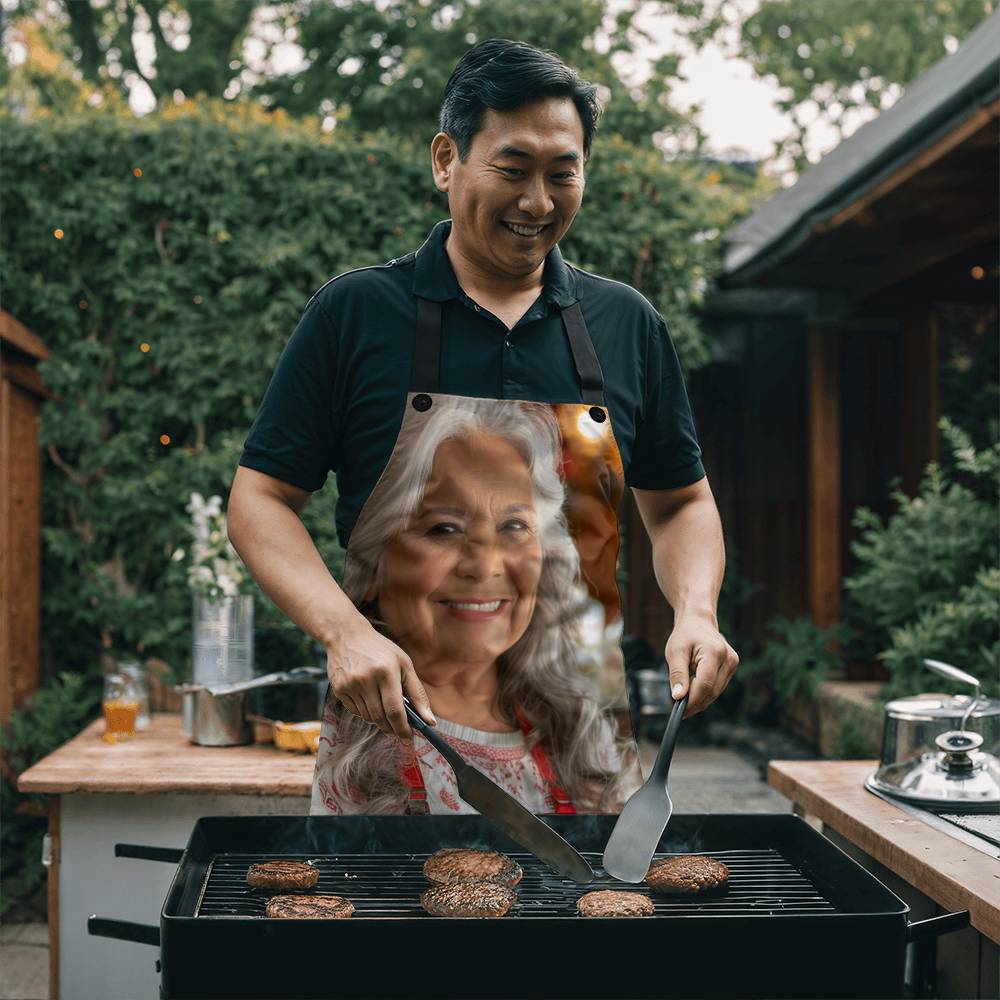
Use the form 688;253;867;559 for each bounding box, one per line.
246;860;319;891
420;882;517;918
576;890;655;917
422;848;523;888
645;855;729;894
265;895;354;919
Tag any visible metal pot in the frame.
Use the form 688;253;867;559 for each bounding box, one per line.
867;659;1000;809
178;667;327;748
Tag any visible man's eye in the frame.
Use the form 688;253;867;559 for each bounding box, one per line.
499;167;523;176
554;172;577;180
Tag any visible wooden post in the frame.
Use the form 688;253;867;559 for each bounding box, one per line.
807;326;841;628
899;308;940;497
0;310;51;722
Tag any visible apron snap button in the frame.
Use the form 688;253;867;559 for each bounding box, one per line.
412;393;432;412
589;406;606;423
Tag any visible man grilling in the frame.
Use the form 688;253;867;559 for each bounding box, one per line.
228;39;738;815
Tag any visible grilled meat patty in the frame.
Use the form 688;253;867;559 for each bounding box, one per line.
422;848;523;888
265;895;354;919
420;882;517;918
645;855;729;894
246;860;319;891
576;890;654;917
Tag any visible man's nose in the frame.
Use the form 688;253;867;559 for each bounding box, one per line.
518;176;554;219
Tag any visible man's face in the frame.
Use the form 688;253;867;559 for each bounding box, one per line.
431;97;586;279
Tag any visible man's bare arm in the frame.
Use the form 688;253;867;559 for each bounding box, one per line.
226;466;435;735
631;477;739;716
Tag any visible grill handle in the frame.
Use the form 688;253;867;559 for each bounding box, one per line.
88;916;160;947
907;910;970;942
114;843;184;863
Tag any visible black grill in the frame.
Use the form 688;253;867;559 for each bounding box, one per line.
196;848;838;919
89;813;972;999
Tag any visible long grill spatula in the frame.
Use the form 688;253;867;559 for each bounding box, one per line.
602;692;688;882
402;699;594;884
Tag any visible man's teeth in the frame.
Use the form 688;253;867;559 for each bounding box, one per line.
504;222;546;236
445;600;504;611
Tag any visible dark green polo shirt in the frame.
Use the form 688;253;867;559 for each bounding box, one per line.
239;220;704;548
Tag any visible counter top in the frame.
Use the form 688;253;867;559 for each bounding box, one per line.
17;714;314;796
769;759;1000;944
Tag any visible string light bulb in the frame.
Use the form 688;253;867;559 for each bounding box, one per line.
159;434;171;446
140;342;151;353
53;229;64;239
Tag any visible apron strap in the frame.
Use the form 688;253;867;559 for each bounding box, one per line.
515;709;578;815
411;296;605;407
560;302;605;407
411;297;443;394
399;743;430;815
399;714;578;815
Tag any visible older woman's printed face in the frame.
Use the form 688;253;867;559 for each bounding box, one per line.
375;432;544;666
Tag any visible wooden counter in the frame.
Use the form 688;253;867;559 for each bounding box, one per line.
18;713;314;796
769;759;1000;945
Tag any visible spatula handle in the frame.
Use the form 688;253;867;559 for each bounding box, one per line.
650;693;688;787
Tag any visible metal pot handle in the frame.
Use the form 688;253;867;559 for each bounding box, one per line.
114;843;184;863
88;916;160;947
906;910;969;942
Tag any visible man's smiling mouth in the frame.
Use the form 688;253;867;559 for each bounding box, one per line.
502;222;550;237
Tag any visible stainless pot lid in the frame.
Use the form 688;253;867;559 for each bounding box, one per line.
885;692;1000;722
868;733;1000;809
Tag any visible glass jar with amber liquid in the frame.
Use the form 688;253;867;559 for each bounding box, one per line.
102;672;139;743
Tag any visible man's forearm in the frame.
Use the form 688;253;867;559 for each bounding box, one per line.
227;494;365;649
648;496;725;623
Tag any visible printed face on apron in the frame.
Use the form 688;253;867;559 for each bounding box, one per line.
311;298;643;817
367;431;544;668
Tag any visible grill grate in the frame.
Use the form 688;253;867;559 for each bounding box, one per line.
194;848;839;919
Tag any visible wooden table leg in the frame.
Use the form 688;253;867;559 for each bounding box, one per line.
47;796;59;1000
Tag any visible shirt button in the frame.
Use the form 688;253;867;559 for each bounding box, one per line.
473;303;480;312
504;338;512;348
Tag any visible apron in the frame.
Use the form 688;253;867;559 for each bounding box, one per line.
311;290;643;816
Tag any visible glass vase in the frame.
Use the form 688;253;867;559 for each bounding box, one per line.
191;594;254;687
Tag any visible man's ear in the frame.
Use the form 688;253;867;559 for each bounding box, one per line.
431;132;456;192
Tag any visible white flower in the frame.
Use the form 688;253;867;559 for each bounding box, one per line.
171;548;185;562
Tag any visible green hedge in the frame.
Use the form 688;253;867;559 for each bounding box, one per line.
2;99;741;683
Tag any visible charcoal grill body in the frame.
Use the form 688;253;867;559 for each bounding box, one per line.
139;814;911;999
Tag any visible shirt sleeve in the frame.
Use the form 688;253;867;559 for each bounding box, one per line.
626;315;705;490
238;296;339;492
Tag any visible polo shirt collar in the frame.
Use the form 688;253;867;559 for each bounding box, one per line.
413;219;578;308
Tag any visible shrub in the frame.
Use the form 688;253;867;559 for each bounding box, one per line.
1;673;101;917
846;419;999;697
2;99;743;689
740;615;856;708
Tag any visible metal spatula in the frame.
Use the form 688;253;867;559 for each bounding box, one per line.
602;692;688;883
402;699;594;884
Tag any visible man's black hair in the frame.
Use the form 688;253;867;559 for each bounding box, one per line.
439;39;601;161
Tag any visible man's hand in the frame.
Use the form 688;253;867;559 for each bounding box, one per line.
664;614;739;718
327;622;436;739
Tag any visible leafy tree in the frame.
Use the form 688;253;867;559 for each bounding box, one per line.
2;0;702;151
677;0;996;171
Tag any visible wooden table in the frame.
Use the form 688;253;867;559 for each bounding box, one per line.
18;713;315;796
18;713;315;1000
769;759;1000;998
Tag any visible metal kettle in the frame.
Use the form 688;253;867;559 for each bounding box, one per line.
866;659;1000;810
